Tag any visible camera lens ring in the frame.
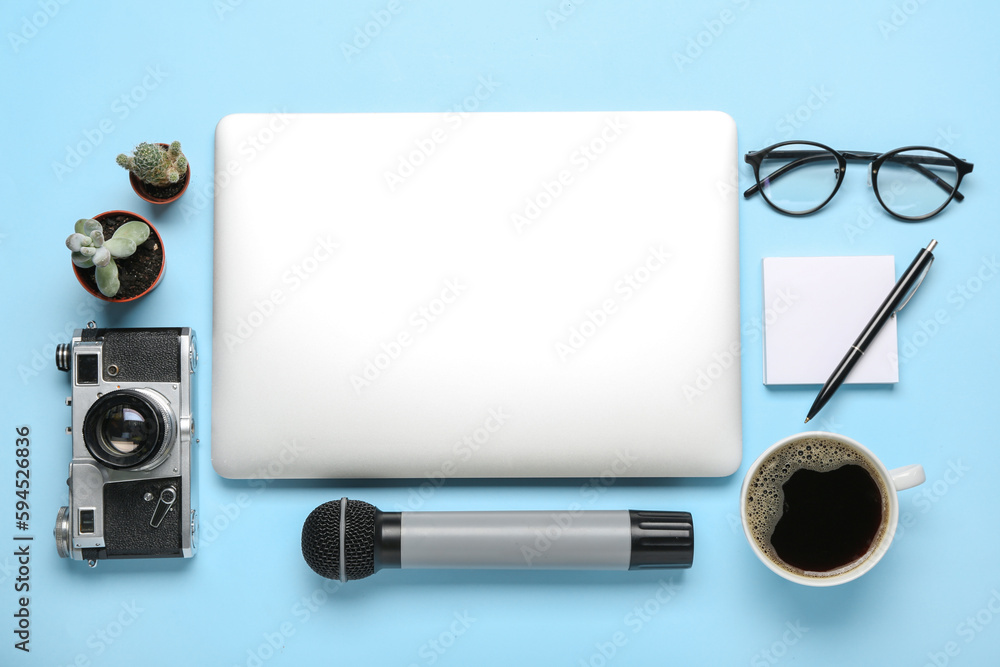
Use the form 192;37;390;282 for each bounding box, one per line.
83;389;175;470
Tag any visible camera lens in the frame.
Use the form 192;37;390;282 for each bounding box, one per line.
100;405;148;454
83;389;175;470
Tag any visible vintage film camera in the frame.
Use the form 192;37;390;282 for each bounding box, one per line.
54;324;198;566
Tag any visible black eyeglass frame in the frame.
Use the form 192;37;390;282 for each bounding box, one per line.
743;140;974;221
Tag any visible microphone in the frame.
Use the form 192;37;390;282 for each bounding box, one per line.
301;498;693;582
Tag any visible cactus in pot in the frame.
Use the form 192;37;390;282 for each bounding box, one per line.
116;141;188;187
67;218;150;298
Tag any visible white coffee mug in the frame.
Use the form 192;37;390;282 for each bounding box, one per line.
740;431;925;587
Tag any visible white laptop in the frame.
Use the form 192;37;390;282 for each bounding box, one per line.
212;111;741;479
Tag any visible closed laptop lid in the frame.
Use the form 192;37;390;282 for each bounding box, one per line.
212;111;741;478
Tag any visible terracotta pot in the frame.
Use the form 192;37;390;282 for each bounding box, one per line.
127;143;190;204
72;211;165;303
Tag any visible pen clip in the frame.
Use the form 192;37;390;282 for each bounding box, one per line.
894;255;934;316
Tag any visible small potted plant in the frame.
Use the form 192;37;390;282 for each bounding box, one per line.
116;141;190;204
67;211;165;302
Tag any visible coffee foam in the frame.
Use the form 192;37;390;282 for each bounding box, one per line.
744;436;890;577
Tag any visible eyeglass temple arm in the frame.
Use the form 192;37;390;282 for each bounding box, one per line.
882;155;965;202
742;151;966;201
742;152;836;198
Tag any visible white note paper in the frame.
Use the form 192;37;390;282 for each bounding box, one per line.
762;255;899;385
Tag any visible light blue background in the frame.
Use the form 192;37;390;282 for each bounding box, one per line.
2;1;999;665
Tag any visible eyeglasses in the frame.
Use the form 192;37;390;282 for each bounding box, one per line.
744;141;973;221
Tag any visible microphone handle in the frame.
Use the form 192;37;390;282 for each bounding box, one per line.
374;510;693;572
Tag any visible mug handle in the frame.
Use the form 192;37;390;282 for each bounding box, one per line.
889;464;925;491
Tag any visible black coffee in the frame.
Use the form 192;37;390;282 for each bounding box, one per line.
770;464;883;572
744;437;888;577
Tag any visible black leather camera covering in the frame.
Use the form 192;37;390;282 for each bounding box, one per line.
103;477;183;558
101;329;182;383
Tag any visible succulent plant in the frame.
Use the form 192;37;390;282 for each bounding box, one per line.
116;141;188;187
67;218;150;297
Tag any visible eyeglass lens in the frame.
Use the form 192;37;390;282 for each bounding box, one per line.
875;149;959;219
757;143;840;214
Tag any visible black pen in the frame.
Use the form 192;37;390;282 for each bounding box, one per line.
805;240;938;423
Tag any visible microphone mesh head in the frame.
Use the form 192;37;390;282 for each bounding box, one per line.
301;499;377;581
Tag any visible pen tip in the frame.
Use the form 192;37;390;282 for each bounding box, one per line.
803;417;810;424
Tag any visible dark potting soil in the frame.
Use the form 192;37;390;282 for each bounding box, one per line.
139;176;186;201
77;214;163;300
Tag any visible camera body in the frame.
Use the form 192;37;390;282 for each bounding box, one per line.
55;326;198;565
